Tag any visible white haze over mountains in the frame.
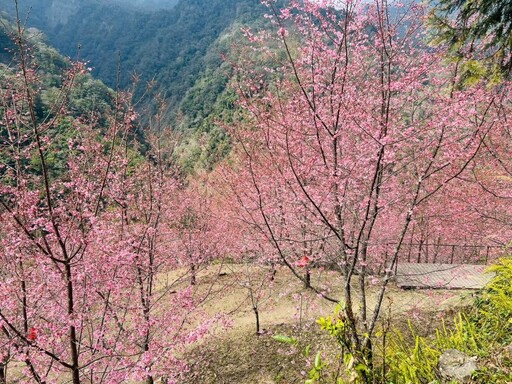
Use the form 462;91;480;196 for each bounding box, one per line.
111;0;179;9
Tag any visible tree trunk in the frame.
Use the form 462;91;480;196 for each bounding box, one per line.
0;363;5;384
270;262;277;281
65;262;80;384
304;269;311;288
190;263;196;285
359;339;373;384
253;306;260;334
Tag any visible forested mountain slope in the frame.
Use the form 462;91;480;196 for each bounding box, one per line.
0;0;265;120
0;20;115;123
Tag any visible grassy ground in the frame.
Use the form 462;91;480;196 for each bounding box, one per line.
180;263;476;383
4;263;476;383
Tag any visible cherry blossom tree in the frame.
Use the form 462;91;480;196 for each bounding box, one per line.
0;64;121;383
170;178;228;286
86;131;219;384
225;0;512;379
0;10;216;383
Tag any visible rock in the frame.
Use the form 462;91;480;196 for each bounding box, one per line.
438;349;477;382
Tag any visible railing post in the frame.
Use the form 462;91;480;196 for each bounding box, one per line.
450;245;455;264
417;240;423;263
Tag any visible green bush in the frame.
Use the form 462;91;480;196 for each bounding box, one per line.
384;322;440;384
309;258;512;383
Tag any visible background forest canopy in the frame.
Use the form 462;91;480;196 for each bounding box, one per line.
0;0;266;117
0;0;268;172
1;0;512;383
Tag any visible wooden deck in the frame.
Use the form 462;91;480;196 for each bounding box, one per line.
395;263;495;289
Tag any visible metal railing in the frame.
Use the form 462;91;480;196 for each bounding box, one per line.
386;242;506;265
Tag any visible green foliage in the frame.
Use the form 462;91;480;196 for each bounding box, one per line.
310;258;512;383
33;41;69;84
305;352;329;384
0;0;266;118
0;20;116;123
384;323;441;384
471;259;512;347
435;314;482;355
318;314;345;335
0;21;16;64
459;60;488;87
318;312;348;344
272;333;344;384
387;258;512;383
175;88;237;173
68;75;115;123
314;304;372;384
0;20;123;184
29;117;77;178
429;0;512;80
0;0;281;172
434;258;512;359
272;334;299;345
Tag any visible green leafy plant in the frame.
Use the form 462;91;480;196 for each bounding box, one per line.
308;258;512;383
384;322;440;384
272;334;299;346
312;304;371;383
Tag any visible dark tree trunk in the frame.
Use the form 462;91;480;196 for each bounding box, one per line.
190;263;196;285
253;306;260;334
304;269;311;288
0;363;5;384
